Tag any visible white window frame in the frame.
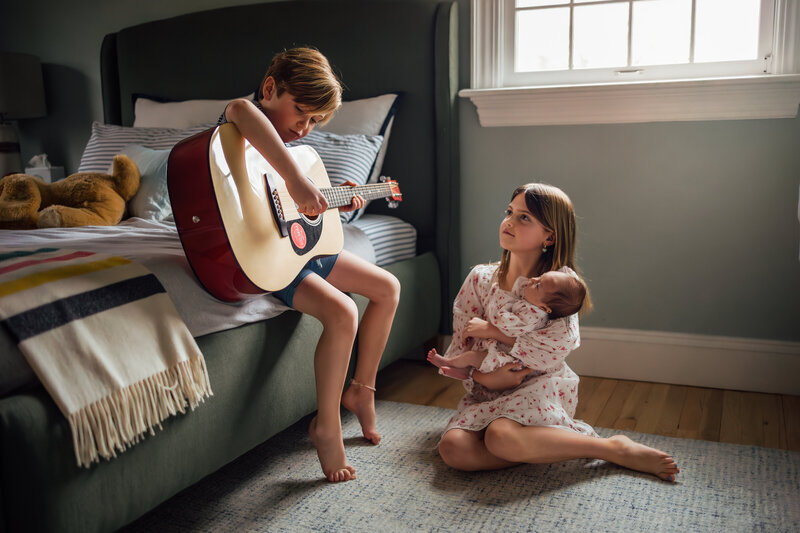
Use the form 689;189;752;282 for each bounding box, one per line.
461;0;800;126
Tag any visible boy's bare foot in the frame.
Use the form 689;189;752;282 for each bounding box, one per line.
606;435;680;482
308;416;356;482
342;382;381;445
439;365;471;380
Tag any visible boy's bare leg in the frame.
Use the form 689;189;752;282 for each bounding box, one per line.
326;251;400;445
293;275;358;482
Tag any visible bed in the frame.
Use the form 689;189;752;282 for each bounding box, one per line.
0;1;459;531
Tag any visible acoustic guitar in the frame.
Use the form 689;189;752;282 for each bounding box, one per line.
167;123;402;302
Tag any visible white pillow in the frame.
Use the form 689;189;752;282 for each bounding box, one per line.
289;130;383;223
133;94;254;128
317;93;398;220
78;121;213;173
117;145;171;220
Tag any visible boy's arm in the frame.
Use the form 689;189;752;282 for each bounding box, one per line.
225;99;327;215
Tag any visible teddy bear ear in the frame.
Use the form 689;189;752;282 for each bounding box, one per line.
110;154;141;201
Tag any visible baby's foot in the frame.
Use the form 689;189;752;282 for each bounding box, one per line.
427;349;448;368
342;381;381;445
607;435;680;482
308;416;356;482
439;365;471;380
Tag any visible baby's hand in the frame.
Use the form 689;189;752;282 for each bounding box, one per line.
464;317;492;339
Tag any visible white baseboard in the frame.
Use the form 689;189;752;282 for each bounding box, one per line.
571;327;800;395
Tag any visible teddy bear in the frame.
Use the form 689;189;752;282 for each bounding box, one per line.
0;154;140;229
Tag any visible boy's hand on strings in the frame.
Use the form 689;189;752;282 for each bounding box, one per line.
337;180;366;213
473;362;533;391
287;176;328;216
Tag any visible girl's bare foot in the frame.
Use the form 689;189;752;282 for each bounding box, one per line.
308;416;356;482
606;435;680;482
342;382;381;445
439;365;471;380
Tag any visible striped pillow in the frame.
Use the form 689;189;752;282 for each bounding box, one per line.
289;130;383;223
350;214;416;266
78;122;214;173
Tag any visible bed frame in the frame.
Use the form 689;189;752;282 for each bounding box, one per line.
0;2;458;532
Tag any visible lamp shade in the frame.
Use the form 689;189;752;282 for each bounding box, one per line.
0;52;46;120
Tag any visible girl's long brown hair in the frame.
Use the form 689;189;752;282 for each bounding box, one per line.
496;183;593;313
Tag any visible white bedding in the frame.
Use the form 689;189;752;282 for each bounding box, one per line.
0;217;382;337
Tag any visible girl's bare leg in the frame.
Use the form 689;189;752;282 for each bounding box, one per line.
438;428;521;471
326;251;400;445
484;418;680;481
293;275;359;482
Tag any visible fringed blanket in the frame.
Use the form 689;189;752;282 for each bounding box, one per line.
0;247;212;468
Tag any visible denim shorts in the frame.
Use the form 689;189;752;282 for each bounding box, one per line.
271;254;339;308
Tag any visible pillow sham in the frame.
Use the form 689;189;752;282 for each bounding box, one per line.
289;130;383;223
117;145;171;220
318;93;398;220
78;121;213;173
133;94;255;128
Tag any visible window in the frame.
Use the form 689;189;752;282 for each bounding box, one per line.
462;0;800;126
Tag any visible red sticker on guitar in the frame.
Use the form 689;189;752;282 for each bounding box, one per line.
290;222;307;249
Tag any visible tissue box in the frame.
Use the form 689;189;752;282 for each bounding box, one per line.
24;166;65;183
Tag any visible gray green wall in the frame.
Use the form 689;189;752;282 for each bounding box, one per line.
2;0;798;342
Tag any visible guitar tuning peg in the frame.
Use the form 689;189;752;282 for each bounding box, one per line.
387;200;399;209
379;175;391;183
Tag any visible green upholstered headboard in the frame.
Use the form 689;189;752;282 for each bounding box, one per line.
100;0;460;332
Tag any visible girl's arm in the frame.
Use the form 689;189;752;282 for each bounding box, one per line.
464;317;515;346
506;314;580;373
442;267;489;360
472;363;533;391
225;99;327;215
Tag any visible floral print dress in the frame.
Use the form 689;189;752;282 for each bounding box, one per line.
442;264;597;437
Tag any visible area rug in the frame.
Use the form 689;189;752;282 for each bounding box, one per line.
123;401;800;532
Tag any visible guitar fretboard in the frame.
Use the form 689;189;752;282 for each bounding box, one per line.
320;183;399;209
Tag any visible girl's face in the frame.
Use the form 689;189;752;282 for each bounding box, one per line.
260;77;325;143
499;193;554;256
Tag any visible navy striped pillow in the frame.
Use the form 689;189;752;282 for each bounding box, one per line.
78;121;214;173
289;130;384;223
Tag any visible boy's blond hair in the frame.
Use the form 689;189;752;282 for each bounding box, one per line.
258;47;342;125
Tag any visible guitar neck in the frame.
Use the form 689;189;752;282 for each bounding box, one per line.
320;183;397;209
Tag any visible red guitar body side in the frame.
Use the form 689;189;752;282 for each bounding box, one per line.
167;129;263;302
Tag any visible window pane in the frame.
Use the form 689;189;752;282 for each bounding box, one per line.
573;3;629;69
516;7;570;72
516;0;561;7
632;0;691;66
695;0;761;63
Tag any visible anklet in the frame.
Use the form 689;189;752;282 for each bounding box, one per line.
351;379;376;392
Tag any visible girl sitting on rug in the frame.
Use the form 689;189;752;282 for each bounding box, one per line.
432;183;680;482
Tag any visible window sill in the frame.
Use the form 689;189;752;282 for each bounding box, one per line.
459;74;800;126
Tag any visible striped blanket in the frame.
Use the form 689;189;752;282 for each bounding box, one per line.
0;247;212;468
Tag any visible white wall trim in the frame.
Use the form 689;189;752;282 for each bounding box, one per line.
571;327;800;395
459;74;800;126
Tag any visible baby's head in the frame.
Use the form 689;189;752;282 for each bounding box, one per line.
526;271;587;318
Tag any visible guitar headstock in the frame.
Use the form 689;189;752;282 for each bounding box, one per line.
379;176;402;208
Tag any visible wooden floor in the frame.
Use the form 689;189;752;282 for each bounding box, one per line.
375;359;800;452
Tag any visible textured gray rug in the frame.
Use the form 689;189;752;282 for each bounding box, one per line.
124;401;800;532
